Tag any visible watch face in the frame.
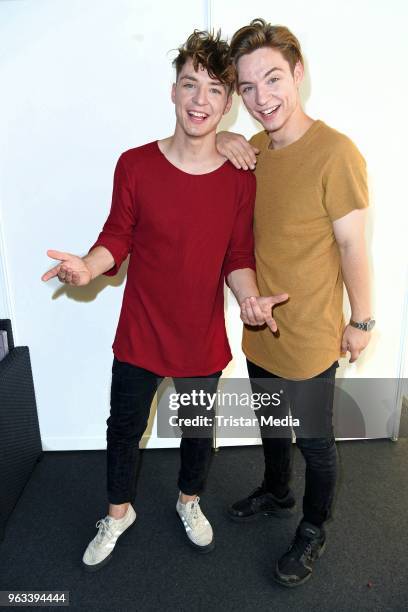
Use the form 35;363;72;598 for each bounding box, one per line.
366;319;375;331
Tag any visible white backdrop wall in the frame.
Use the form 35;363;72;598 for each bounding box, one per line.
0;0;407;450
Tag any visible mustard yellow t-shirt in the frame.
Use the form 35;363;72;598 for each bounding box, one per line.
242;120;369;379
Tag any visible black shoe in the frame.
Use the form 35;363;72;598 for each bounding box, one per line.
227;485;296;522
273;521;326;587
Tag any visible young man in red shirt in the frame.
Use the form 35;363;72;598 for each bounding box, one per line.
42;30;287;571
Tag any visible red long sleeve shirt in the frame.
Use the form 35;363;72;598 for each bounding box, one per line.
89;141;256;376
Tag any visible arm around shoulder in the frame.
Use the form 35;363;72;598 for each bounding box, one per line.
216;130;261;170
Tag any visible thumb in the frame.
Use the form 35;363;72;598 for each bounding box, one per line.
270;293;289;305
251;146;260;154
46;249;71;262
341;335;348;353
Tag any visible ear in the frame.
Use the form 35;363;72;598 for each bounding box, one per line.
171;82;176;104
223;93;233;115
293;61;304;87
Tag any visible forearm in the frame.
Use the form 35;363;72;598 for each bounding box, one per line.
83;246;115;280
227;268;259;304
339;242;372;320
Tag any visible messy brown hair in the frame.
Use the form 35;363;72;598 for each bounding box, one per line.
230;18;304;75
173;30;235;93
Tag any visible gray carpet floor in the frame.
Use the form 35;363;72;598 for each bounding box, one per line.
0;439;407;612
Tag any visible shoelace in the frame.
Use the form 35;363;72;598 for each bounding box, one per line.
289;535;313;561
95;517;114;542
189;497;201;523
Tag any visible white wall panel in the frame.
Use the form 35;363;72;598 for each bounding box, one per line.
1;1;407;449
0;0;207;449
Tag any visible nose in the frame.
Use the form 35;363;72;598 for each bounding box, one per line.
192;84;208;106
255;84;269;108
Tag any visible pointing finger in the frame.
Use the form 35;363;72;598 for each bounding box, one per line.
41;265;61;282
264;313;278;333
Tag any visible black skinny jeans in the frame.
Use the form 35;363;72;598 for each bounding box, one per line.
106;358;221;504
247;359;338;528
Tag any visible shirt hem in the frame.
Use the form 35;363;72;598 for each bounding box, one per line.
112;347;232;378
243;348;341;380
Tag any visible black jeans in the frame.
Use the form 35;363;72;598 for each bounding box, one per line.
106;358;221;504
247;359;338;528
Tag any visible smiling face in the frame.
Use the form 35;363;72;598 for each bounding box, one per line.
171;57;232;138
236;46;303;135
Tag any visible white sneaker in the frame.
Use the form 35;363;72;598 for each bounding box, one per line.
82;504;136;571
176;496;215;553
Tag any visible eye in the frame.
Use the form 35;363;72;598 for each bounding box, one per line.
241;86;253;94
268;77;279;84
210;88;222;94
183;82;195;88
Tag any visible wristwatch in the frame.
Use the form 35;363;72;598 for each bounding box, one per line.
349;318;375;332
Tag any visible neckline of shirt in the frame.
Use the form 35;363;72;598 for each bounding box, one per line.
261;119;324;157
155;140;229;177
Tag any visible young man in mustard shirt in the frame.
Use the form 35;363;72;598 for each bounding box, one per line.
217;18;374;587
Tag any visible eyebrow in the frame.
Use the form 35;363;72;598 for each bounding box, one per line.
179;74;224;87
238;66;283;87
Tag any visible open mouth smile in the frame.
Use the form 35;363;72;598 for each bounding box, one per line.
259;104;280;118
187;111;209;122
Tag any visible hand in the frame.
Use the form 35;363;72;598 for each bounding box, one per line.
240;294;289;332
341;324;371;363
216;131;259;170
41;250;92;286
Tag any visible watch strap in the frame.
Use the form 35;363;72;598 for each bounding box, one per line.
349;318;375;332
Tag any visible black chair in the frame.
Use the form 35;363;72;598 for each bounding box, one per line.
0;319;43;541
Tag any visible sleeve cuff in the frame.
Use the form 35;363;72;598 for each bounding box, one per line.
224;257;256;282
88;237;127;277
